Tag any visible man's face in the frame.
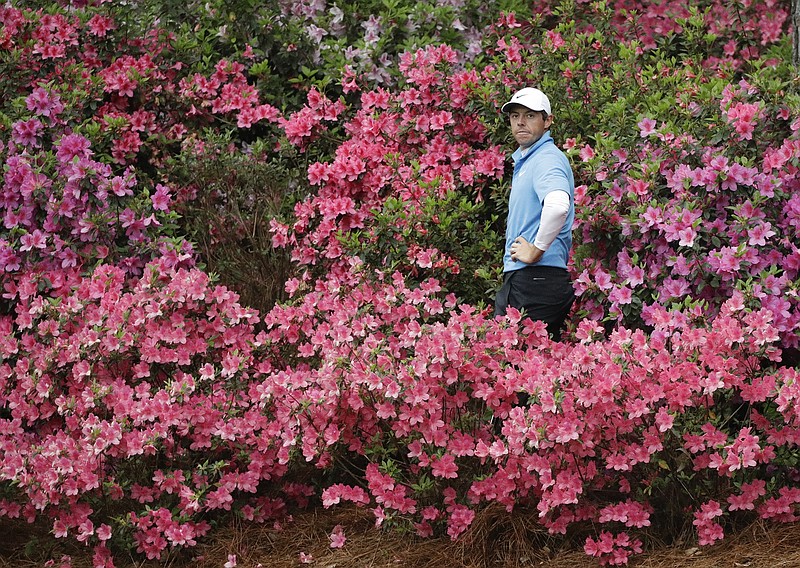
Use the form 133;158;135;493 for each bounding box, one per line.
508;105;553;148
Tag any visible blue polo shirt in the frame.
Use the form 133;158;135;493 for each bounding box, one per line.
503;131;575;273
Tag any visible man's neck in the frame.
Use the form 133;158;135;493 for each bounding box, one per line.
518;131;551;156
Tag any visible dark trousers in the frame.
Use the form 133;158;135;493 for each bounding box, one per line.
494;265;575;341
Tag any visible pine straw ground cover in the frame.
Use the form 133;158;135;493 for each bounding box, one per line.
2;505;799;568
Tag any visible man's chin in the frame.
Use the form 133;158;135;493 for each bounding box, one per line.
515;134;536;148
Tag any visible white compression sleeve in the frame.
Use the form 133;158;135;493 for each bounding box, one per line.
533;190;570;251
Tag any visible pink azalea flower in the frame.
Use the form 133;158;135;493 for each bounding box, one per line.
430;454;458;479
328;525;346;548
637;117;657;137
11;118;44;147
579;144;595;161
96;524;112;541
747;222;775;246
151;184;171;211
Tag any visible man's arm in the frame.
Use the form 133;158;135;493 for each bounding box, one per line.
509;190;571;264
534;190;570;250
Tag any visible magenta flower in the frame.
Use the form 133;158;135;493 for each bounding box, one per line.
637;117;657;137
150;184;172;211
25;87;64;118
11;118;44;147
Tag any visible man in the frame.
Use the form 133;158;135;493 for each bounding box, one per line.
494;87;575;341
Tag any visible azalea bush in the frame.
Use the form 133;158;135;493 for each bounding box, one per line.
0;2;289;304
4;262;796;567
268;44;508;305
165;140;295;314
149;0;533;100
262;271;800;566
460;1;800;348
2;0;800;567
0;261;302;564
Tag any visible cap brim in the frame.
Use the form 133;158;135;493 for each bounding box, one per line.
501;101;527;113
502;101;544;113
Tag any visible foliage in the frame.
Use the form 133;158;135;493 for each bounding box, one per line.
166;139;295;314
0;262;285;563
1;0;800;567
471;2;800;345
267;46;508;303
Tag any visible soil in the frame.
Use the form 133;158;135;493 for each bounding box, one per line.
2;505;800;568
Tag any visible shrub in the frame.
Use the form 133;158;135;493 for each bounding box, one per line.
167;141;295;314
2;1;800;566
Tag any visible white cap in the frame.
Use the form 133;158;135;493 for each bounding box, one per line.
501;87;551;115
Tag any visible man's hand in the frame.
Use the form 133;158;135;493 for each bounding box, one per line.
510;235;544;264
